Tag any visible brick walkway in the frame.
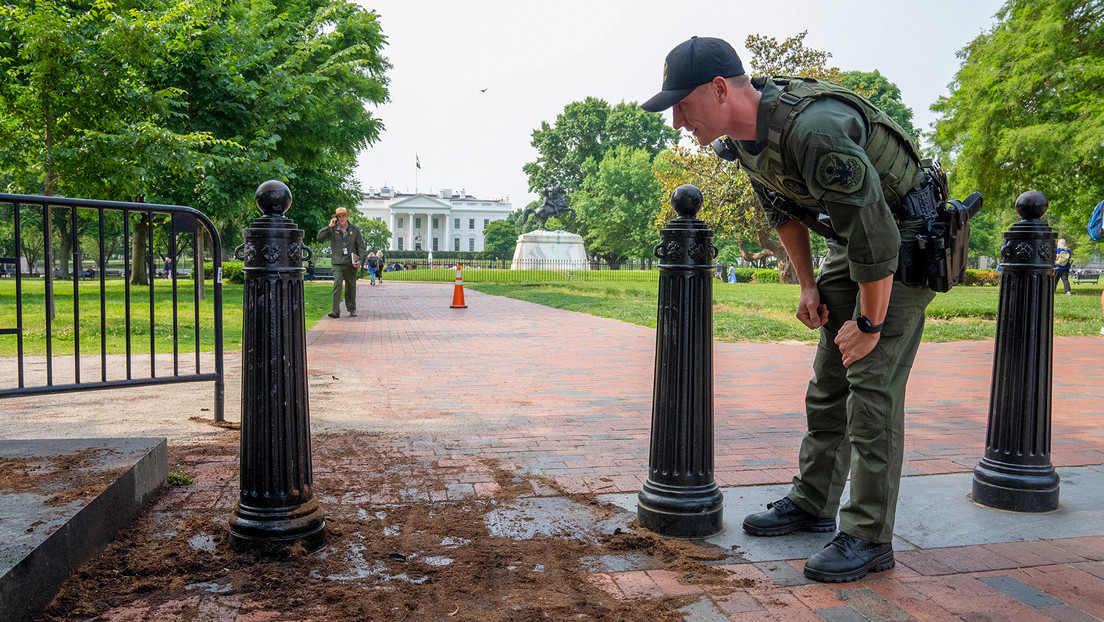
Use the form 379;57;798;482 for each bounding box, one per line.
307;281;1104;493
35;280;1104;621
296;281;1104;621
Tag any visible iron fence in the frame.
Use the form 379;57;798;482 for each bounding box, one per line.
0;193;225;421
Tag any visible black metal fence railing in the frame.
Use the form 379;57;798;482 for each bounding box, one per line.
312;258;662;284
0;193;225;421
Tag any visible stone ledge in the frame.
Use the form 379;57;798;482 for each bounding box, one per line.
0;438;167;622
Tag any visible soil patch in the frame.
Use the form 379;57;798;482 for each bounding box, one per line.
35;433;763;621
0;447;126;507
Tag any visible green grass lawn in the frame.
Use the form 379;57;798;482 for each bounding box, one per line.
2;276;1100;356
0;278;334;356
375;266;657;283
468;280;1104;343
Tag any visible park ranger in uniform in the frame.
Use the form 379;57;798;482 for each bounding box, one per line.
643;36;936;583
317;206;365;318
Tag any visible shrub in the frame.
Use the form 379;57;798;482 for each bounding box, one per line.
203;261;245;284
725;268;756;283
963;269;1000;286
752;269;780;284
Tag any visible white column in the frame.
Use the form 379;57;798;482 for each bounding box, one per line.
389;212;397;250
407;212;415;251
444;210;451;249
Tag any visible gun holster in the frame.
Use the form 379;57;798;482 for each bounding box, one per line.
896;185;984;292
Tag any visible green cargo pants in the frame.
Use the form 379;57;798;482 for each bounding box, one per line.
787;240;935;544
331;264;359;315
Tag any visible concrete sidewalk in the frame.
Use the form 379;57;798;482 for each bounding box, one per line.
6;280;1104;621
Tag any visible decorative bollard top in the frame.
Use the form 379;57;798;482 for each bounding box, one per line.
671;184;704;219
255;180;292;216
1015;191;1048;220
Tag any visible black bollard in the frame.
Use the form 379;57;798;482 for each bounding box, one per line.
972;190;1060;512
229;180;325;550
638;184;724;537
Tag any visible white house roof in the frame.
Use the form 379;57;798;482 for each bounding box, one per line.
387;194;453;211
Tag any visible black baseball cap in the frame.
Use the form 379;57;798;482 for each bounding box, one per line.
641;36;745;112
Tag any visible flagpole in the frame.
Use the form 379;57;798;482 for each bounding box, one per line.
415;153;420;194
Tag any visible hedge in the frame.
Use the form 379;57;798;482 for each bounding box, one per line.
962;269;1000;286
203;261;245;284
752;269;780;283
201;262;1003;288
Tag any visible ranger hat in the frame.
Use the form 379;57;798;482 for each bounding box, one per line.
642;36;744;112
333;207;349;217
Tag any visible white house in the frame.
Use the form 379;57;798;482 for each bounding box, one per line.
356;187;513;252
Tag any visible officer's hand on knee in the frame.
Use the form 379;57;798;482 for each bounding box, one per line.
835;321;879;367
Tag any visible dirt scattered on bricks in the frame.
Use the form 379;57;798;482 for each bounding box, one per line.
37;432;753;621
188;415;241;430
0;448;126;507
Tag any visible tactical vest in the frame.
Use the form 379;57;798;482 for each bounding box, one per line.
734;76;924;213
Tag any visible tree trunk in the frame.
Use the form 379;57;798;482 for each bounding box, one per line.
197;226;206;300
57;215;73;281
130;214;149;286
777;256;797;284
736;229;801;284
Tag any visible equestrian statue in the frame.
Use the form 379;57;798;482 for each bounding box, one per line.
519;186;573;230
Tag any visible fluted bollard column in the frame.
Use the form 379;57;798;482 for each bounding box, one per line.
972;190;1060;512
638;184;723;537
229;180;325;550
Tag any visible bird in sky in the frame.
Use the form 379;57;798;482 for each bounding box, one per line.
480;88;487;93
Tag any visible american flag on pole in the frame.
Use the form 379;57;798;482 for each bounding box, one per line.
416;154;421;169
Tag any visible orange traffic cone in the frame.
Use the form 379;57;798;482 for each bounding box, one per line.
450;264;467;309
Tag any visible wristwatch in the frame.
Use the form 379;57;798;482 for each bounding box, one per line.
856;314;884;334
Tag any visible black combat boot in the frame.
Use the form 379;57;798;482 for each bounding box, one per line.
803;532;894;583
742;497;836;536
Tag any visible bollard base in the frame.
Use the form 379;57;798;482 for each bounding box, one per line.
637;480;724;538
229;496;326;552
971;458;1060;513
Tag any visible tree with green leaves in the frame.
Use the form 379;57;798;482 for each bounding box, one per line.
931;0;1104;240
745;30;843;82
143;0;390;241
523;98;678;195
0;0;390;284
359;220;390;255
349;216;391;254
0;0;226;281
572;145;664;266
838;70;920;141
0;0;218;199
481;220;517;260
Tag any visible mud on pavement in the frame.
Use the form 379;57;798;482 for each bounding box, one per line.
38;432;770;621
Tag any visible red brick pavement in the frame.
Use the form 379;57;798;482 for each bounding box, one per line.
307;282;1104;495
102;282;1104;621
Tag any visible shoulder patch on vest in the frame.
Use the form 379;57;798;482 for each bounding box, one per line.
815;152;865;194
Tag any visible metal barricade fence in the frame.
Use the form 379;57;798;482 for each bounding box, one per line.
0;193;225;421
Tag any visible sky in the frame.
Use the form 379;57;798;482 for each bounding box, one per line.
352;0;1007;210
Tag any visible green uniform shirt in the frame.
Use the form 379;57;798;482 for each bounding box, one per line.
316;221;366;266
734;79;910;284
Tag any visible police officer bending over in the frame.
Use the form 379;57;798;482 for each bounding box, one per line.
643;36;948;583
